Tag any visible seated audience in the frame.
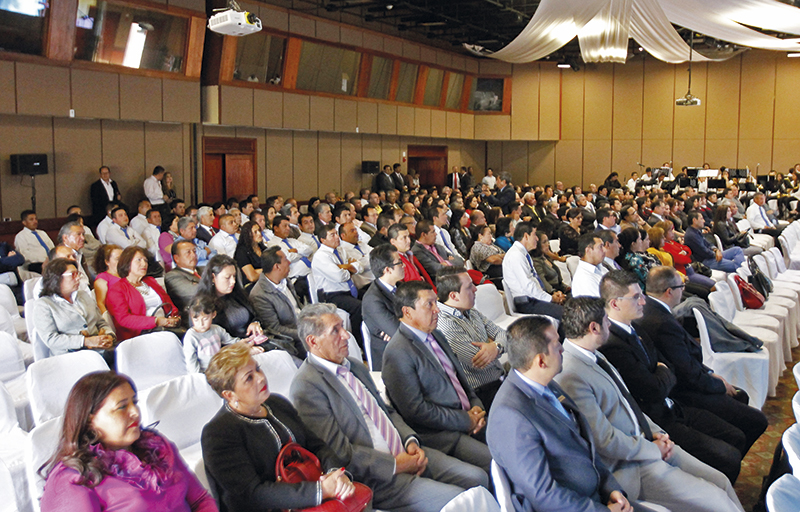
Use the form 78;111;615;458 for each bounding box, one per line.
412;220;460;281
15;209;53;273
746;191;784;241
106;207;146;249
570;232;608;297
58;220;93;288
268;215;312;301
616;227;660;291
338;221;374;290
469;225;504;283
530;231;569;295
234;220;265;286
41;371;217;512
201;343;356;512
713;204;760;257
194;255;263;339
382;281;492;476
106;246;179;341
178;216;216;269
195;206;216;243
449;208;472;260
557;208;583;256
209;214;239;257
684;212;745;273
158;214;180;271
493;217;514;252
362;244;404;369
164;240;201;327
92;244;122;314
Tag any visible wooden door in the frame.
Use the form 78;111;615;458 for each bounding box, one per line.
409;157;447;188
202;137;257;203
225;154;256;199
203;154;224;204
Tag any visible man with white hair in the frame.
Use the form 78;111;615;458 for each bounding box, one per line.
195;206;216;243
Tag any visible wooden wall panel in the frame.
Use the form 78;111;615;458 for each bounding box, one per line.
511;63;539;140
381;136;401;172
340;133;362;193
672;138;704;171
539;65;561;140
289;14;315;38
119;75;162;122
283;93;310;130
0;61;15;114
528;141;556;185
219;85;253;127
16;63;70;117
583;66;613;141
266;129;294;197
774;61;800;140
53;118;101;215
461;140;484;171
378;104;397;135
430;110;446;138
292;131;318;195
261;5;289;31
772;139;800;173
583;140;611;186
486;141;502;174
641;139;672;169
318;132;342;194
357;102;378;134
461;113;474;140
254;89;283;128
554;139;582;187
704;139;738;169
446;112;460;139
71;70;119;120
501;141;528;185
612;60;643;140
673;63;707;141
413;109;431;137
145;123;185;199
101;120;146;209
705;58;740;140
737;139;773;172
610;139;641;177
334;98;358;133
316;21;340;43
163;80;201;123
0;116;56;218
310;96;335;132
739;52;776;141
641;59;674;140
361;136;381;189
473;116;510;140
560;70;584;141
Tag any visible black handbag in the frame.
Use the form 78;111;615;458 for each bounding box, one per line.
748;257;773;299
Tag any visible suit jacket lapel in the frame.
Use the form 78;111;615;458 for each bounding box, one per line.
308;358;373;436
399;323;446;378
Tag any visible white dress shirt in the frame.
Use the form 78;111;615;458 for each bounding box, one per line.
96;216;114;244
14;227;53;264
502;241;551;302
570;260;608;298
266;237;312;279
143;175;164;205
746;202;774;230
101;179;115;200
105;223;147;249
433;225;457;257
340;240;373;289
311;244;361;294
298;232;321;252
129;214;149;235
141;224;162;260
209;231;238;257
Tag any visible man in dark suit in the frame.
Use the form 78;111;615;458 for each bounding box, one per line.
362;244;403;370
89;165;123;227
382;281;491;475
391;163;406;191
290;303;488;512
599;270;746;483
487;171;516;214
374;165;396;194
635;266;768;454
410;220;462;281
164;240;200;327
487;315;634;512
250;246;307;358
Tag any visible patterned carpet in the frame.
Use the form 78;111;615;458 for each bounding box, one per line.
734;346;799;511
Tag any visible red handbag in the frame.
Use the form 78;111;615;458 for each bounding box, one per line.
275;442;372;512
733;275;765;309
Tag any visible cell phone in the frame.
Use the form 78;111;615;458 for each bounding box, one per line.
249;333;269;345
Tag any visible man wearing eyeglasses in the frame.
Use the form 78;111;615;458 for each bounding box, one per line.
599;270;746;484
362;244;404;369
635;266;767;461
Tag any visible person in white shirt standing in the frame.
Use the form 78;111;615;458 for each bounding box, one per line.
570;233;609;298
143;166;168;212
209;213;239;257
14;209;53;273
129;199;151;235
105;207;146;249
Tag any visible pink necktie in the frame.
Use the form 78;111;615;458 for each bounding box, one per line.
337;366;404;455
425;334;470;410
424;244;450;266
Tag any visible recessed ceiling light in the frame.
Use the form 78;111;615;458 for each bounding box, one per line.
788;52;800;57
557;63;570;68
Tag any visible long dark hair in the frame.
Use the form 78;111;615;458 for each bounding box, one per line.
238;220;261;252
712;204;730;225
43;371;152;487
616;227;641;262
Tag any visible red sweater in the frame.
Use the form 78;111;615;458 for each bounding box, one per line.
106;276;176;341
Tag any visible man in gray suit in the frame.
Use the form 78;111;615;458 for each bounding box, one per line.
487;316;633;512
555;297;744;512
382;281;491;476
410;220;463;281
250;246;307;359
164;240;200;327
290;303;487;512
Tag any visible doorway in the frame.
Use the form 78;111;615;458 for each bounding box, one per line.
202;137;257;204
407;145;447;188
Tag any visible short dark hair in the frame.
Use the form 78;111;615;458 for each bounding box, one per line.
513;221;535;241
39;258;77;298
596;208;613;222
153;165;165;176
687;211;702;224
566;207;583;220
596;230;616;246
116;246;149;278
332;205;349;221
188;295;216;317
506;316;556;371
599;270;639;303
111;206;126;219
495;217;512;237
578;232;601;258
435;266;467;302
562;296;606;339
415;219;433;238
261;245;283;273
146;209;160;220
20;209;35;221
369;244;398;279
393;280;433;318
66;213;83;224
315;222;337;240
171;199;185;210
387;223;408;242
377;215;395;232
171;239;195;259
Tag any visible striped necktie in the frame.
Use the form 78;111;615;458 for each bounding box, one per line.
424;334;470;410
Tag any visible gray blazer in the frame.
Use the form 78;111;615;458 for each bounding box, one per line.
487;372;621;512
290;356;417;501
411;242;464;280
250;274;301;342
555;341;664;492
34;291;113;356
382;323;481;452
164;267;200;326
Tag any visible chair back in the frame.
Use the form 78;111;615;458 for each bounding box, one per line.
360;322;373;370
566;255;580;277
347;333;363;362
707;290;736;323
491;460;515;512
793;391;800;424
767;473;800;512
549;238;560;254
24;300;49;362
474;283;508;322
779;235;793;260
0;284;20;320
501;280;517;314
783;424;800;478
770;247;789;273
0;308;17;340
115;332;186;391
26;351;109;426
793;362;800;390
440;486;500;512
0;332;24;383
691;308;716;367
713;234;724;252
307;272;319;304
24;416;60;511
252;350;299;399
736;218;754;234
725;274;747;311
0;459;19;512
754;254;776;280
23;278;40;303
138;373;222;451
0;381;19;433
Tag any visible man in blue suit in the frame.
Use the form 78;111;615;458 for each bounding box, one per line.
486;315;633;512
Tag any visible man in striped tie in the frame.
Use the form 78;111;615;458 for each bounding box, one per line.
382;281;493;478
291;303;488;512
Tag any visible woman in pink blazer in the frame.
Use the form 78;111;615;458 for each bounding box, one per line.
106;246;180;341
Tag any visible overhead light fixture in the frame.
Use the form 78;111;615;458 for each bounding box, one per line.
788;52;800;57
385;4;393;9
557;62;570;68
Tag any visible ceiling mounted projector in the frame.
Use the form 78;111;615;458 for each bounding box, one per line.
209;0;261;36
676;93;701;106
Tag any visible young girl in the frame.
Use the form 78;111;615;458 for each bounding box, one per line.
183;295;263;373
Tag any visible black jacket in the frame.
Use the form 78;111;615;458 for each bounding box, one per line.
89;179;122;223
362;280;398;370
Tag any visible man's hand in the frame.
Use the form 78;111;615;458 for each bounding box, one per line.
406;442;428;475
606;491;632;512
712;373;737;396
471;341;499;369
714;249;723;262
652;433;674;461
551;291;567;304
468;406;486;434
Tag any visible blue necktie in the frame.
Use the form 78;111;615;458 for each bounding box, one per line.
629;326;650;365
313;235;321;248
760;206;773;228
121;227;129;240
333;248;358;297
525;253;546;289
31;230;49;253
440;230;454;254
284;239;311;267
354;244;364;256
542;388;571;420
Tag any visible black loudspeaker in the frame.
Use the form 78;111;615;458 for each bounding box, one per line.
10;154;48;176
362;160;380;174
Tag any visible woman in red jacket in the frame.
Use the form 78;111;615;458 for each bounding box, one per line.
106;246;180;341
655;220;717;290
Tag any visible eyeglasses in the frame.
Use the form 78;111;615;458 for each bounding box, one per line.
62;270;80;279
615;293;644;302
388;260;404;268
668;284;686;291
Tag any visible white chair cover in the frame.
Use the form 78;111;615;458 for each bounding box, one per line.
22;278;39;303
347;333;363;363
0;332;24;383
491;460;514;512
553;260;571;287
24;300;49;362
0;285;25;342
475;284;524;330
24;416;60;511
793;391;800;424
767;474;800;512
0;459;21;512
26;351;109;426
783;423;800;477
369;371;389;403
794;363;800;390
440;486;500;512
0;334;30;432
0;382;29;512
308;272;319;304
565;255;580;277
360;322;373;371
501;280;518;315
115;332;186;391
252;350;299;400
692;308;769;409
